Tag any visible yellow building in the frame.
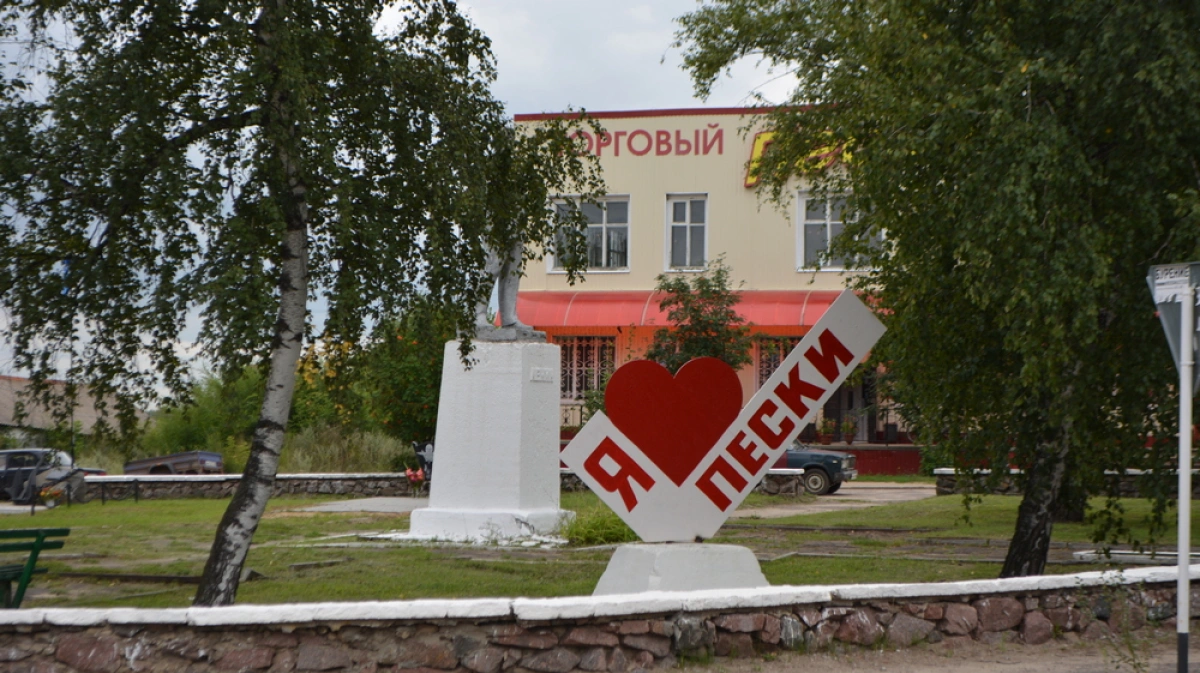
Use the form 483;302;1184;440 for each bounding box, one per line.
516;108;908;449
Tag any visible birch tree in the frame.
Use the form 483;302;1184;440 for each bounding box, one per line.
677;0;1200;575
0;0;600;604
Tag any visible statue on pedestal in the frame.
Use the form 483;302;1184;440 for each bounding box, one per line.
474;237;544;341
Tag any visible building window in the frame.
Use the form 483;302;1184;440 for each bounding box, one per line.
800;194;849;269
756;336;801;388
667;195;706;269
559;336;616;401
799;193;882;270
554;197;628;270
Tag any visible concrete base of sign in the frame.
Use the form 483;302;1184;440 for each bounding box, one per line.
410;340;573;542
593;543;769;595
405;508;570;542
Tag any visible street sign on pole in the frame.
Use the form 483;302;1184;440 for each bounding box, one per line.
1148;263;1198;673
1149;263;1200;393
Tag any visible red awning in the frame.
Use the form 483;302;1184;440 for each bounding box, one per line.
516;290;841;328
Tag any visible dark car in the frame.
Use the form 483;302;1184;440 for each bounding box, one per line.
774;443;857;495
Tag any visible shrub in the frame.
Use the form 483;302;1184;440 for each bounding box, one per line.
561;504;639;546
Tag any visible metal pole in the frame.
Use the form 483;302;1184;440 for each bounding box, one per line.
1179;283;1194;673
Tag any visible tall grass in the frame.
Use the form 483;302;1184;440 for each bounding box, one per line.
278;425;413;474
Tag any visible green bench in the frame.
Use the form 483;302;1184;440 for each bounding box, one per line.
0;528;69;608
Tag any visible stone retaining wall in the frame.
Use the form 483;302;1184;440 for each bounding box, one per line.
1;567;1195;673
84;472;806;501
83;474;420;501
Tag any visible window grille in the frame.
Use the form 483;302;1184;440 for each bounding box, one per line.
756;336;801;387
559;336;616;401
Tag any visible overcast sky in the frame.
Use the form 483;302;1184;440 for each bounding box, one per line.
454;0;793;114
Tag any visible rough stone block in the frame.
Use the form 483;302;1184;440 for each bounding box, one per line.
771;615;800;651
886;614;935;648
1045;607;1083;632
0;648;33;662
939;603;977;636
521;648;581;673
607;648;628;673
493;632;558;650
616;621;649;636
760;615;781;644
462;647;506;673
795;607;821;628
671;616;711;653
834;609;883;646
216;647;276;671
393;636;457;670
1021;612;1054;645
973;597;1024;632
712;614;765;633
296;644;354;671
1109;602;1147;633
578;648;607;672
975;631;1004;645
54;635;121;673
1082;621;1111;641
805;622;837;650
714;633;754;658
562;628;618;648
621;634;670;657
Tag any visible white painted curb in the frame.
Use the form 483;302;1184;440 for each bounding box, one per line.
5;565;1195;627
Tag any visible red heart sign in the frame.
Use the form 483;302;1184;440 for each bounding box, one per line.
605;357;743;486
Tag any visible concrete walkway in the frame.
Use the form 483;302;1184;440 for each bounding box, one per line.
731;481;937;519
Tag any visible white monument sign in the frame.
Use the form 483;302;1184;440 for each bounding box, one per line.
560;289;885;543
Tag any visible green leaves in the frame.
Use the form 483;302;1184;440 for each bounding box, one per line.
677;0;1200;559
644;257;754;374
0;0;602;441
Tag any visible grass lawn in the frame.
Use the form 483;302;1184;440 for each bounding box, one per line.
3;490;1191;608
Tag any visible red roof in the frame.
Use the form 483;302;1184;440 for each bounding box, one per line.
516;290;841;328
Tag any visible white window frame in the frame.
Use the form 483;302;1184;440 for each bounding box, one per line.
796;192;851;271
664;193;709;272
548;195;631;274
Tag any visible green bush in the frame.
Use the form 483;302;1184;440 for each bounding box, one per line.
560;504;639;546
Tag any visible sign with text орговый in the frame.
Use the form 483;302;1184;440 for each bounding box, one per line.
559;289;885;542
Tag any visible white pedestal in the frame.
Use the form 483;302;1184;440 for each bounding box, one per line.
409;340;573;542
593;544;768;595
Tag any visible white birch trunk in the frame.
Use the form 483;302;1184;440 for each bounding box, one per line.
194;0;308;606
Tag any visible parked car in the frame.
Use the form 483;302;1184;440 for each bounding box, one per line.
0;448;103;504
774;442;857;495
123;450;224;475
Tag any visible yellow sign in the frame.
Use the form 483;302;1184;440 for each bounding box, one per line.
744;130;851;188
